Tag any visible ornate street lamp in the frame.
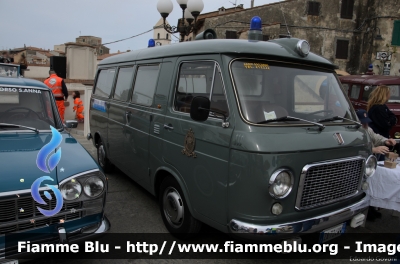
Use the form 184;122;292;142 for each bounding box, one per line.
157;0;204;42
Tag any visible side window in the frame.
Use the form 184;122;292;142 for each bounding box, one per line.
113;67;134;101
362;85;376;102
350;84;361;99
94;69;116;98
175;61;229;118
131;65;160;106
342;83;350;95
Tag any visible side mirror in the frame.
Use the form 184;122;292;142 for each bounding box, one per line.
190;96;210;122
65;120;78;128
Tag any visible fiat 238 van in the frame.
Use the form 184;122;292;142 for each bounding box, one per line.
0;63;110;259
88;29;376;242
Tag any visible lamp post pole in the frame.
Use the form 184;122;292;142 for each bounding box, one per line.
157;0;204;42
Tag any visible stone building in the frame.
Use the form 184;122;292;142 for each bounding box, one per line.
153;18;172;46
76;35;110;55
190;0;400;75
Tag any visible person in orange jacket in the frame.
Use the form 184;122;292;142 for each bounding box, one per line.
44;70;68;123
72;91;84;123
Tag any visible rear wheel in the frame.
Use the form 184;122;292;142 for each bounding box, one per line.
97;138;113;173
159;176;202;237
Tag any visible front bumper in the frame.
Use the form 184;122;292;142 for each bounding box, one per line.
1;215;110;260
229;197;369;235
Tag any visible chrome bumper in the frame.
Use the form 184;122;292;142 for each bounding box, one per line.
229;197;369;234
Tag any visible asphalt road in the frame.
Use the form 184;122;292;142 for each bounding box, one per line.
27;132;400;264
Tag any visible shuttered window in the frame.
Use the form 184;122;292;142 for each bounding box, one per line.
340;0;354;19
308;1;320;16
226;31;237;39
336;39;349;59
392;20;400;46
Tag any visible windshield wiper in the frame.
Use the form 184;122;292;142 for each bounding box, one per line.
257;116;325;130
0;123;39;133
318;116;361;128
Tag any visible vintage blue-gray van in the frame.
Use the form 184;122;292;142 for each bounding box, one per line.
88;34;376;242
0;63;110;259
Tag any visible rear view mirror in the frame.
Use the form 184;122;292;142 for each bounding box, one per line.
65;120;78;128
190;96;210;122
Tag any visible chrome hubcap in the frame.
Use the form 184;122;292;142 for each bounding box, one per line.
163;187;184;228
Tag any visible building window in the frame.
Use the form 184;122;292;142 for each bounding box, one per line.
336;39;349;59
166;33;169;39
226;30;237;39
340;0;354;19
157;33;160;39
263;35;270;41
100;49;103;54
82;39;85;42
307;1;320;16
392;20;400;46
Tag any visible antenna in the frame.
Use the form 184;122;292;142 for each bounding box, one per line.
279;1;291;37
229;0;237;7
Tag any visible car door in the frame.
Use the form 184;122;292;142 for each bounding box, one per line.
161;56;233;225
124;61;161;187
107;66;135;170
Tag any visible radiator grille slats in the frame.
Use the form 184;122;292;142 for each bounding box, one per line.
0;194;82;234
297;158;364;210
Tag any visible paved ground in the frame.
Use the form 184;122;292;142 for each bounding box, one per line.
27;131;400;264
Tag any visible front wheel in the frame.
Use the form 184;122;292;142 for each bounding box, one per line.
97;138;113;173
159;176;202;238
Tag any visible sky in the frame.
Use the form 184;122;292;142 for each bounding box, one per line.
1;0;282;54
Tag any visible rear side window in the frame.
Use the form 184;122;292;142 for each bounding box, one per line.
114;67;134;101
131;65;160;106
94;69;116;98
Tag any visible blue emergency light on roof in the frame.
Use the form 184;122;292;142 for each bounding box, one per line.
248;16;263;42
148;39;156;48
250;16;262;31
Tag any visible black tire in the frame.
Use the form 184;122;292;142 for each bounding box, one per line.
97;138;113;173
159;176;202;238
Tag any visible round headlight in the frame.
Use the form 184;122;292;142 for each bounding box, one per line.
296;40;310;57
365;155;377;177
269;170;294;199
83;176;105;198
60;179;82;200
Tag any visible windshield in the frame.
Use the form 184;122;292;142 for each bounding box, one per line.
230;60;356;124
0;87;60;131
0;63;20;77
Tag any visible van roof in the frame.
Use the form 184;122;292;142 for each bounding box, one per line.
339;75;400;86
99;38;336;69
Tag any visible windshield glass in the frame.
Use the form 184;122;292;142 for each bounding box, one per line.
0;64;19;77
231;60;356;124
0;87;59;131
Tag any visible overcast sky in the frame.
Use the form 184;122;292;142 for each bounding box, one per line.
1;0;282;53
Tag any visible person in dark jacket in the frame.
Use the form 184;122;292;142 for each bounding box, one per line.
367;85;397;139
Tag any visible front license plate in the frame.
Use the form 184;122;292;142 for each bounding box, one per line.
319;222;346;244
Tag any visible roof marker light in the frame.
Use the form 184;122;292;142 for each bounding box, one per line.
248;16;263;42
296;40;310;57
148;39;156;48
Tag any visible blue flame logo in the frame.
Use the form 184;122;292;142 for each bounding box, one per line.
36;126;62;173
31;126;64;217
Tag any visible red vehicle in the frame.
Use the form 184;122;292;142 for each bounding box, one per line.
339;75;400;140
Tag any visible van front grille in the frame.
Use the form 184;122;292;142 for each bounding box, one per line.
296;157;364;210
0;194;82;235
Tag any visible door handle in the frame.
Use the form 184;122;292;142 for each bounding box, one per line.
164;124;174;130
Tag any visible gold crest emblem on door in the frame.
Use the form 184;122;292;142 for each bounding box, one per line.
182;128;197;158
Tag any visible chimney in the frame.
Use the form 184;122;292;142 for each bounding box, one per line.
251;0;254;8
